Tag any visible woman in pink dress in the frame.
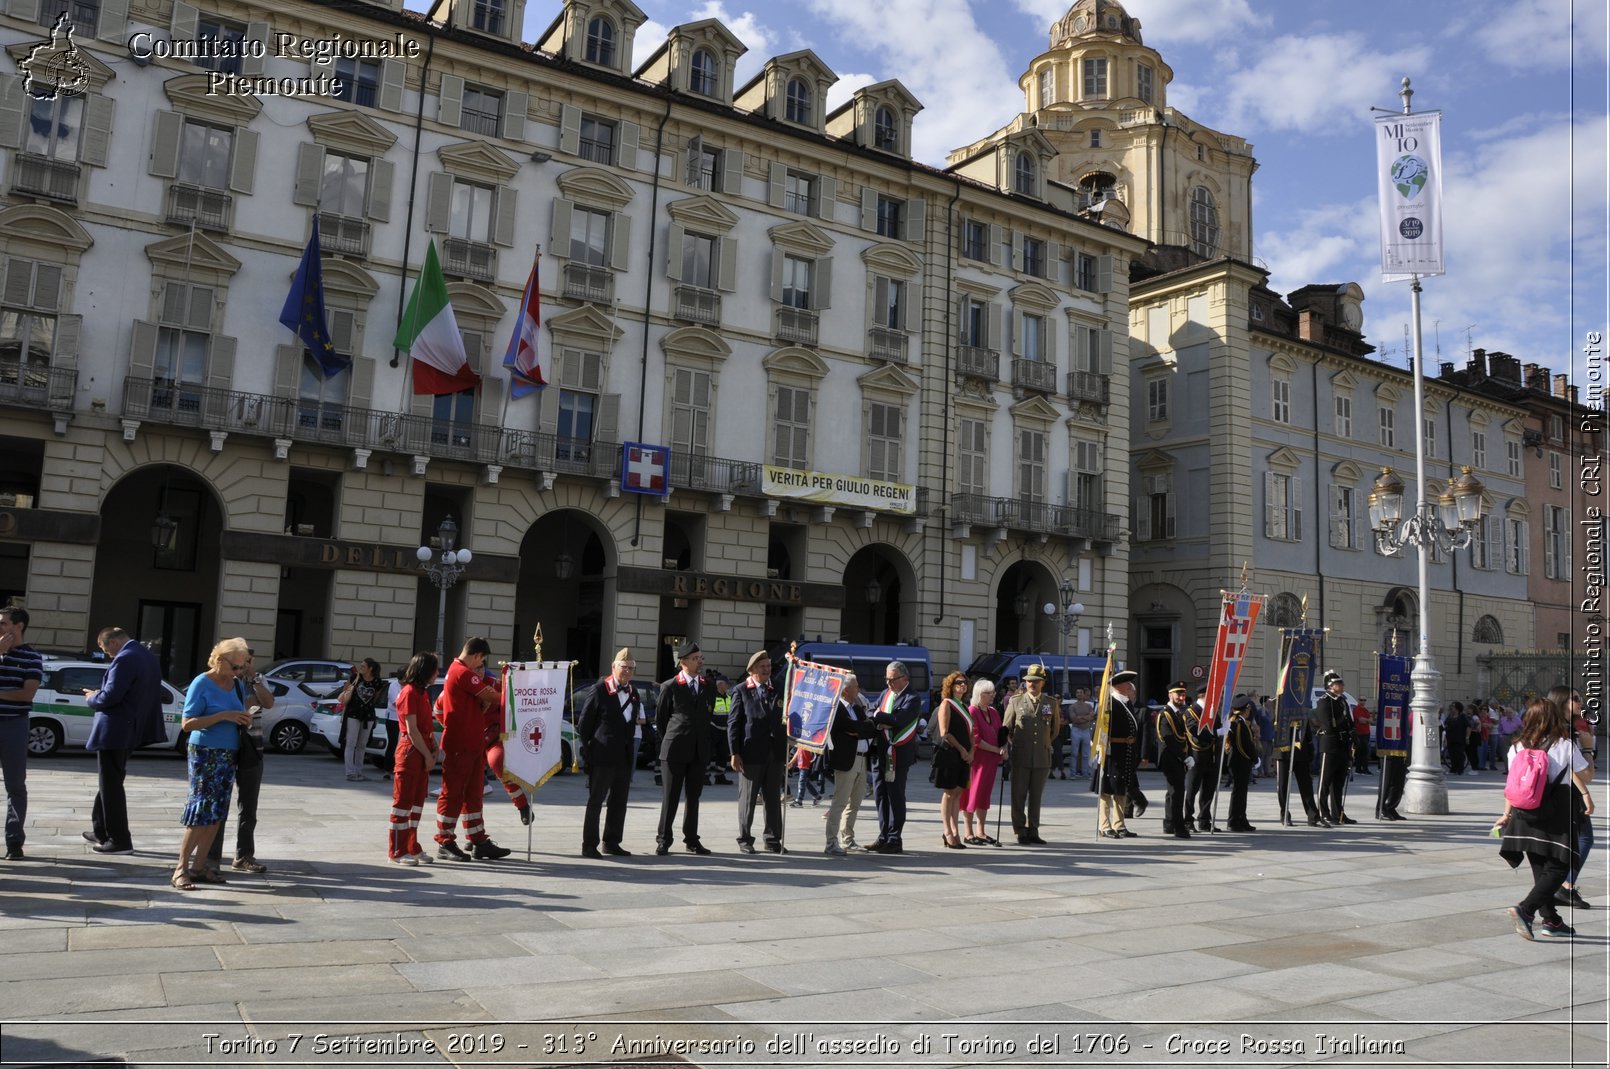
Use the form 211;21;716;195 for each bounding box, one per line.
962;679;1005;845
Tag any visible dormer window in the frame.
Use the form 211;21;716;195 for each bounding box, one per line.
690;48;717;96
873;106;897;151
586;17;616;66
785;79;812;124
1013;152;1036;195
471;0;505;35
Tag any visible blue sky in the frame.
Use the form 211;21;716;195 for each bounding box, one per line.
409;0;1608;384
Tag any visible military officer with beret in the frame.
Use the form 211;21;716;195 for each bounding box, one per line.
1001;663;1056;844
655;640;715;856
728;649;788;854
1309;670;1356;825
1156;681;1193;839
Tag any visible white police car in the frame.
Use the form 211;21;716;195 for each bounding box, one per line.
27;659;185;756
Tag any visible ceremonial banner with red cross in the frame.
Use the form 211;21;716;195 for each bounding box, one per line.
621;442;670;497
1201;591;1264;733
1374;653;1412;758
501;664;569;794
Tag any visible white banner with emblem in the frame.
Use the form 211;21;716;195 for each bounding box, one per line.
762;465;916;515
501;664;569;795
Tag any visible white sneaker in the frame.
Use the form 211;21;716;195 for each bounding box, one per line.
389;854;418;866
413;851;433;865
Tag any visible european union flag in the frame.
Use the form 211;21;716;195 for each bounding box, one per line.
279;217;344;378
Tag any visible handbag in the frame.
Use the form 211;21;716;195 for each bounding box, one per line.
237;727;264;770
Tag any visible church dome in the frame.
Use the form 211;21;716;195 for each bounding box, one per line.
1050;0;1144;47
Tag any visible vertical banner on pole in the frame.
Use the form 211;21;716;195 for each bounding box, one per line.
1275;628;1324;753
1202;591;1265;733
502;664;568;795
1375;654;1413;758
784;658;850;753
1375;110;1444;282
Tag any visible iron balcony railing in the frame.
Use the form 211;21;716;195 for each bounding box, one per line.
1012;358;1058;394
775;306;819;347
673;285;721;325
868;327;909;365
666;452;763;495
1066;370;1112;404
956;345;999;382
442;237;496;283
948;491;1121;542
166;183;231;231
318;213;370;256
11;154;79;202
0;361;76;410
563;262;614;304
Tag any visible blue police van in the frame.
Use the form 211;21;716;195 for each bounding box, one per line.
965;651;1113;698
781;642;934;719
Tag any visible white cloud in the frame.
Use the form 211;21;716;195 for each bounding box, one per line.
1009;0;1268;45
826;71;878;115
1453;0;1609;68
689;1;781;83
1259;197;1377;296
806;0;1026;164
1214;34;1432;134
632;19;673;70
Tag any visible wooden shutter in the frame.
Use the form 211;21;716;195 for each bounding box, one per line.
206;334;237;389
97;0;128;41
378;60;405;112
814;257;832;310
477;371;504;426
537;380;560;433
988;224;1004;267
860;187;877;232
437;74;464;127
1264;471;1278;538
1096;254;1114;293
816;175;837;221
683;135;703;185
228;128;258;194
1010;308;1023;358
128;320;158;381
558;104;581;156
596;393;620;443
986;301;1002;353
0;76;24;150
1291;476;1303;540
720;148;743;193
81;93;114;166
424;172;451;233
274;345;302;398
292;142;326;207
767;162;785;208
665;224;684;282
173;0;203;35
501;90;527;141
5;0;41;21
239;22;270;77
769;248;784;303
717;236;738;293
367;158;394;222
348;356;376;410
617;121;639;170
550;197;574;249
492;186;517;246
905;199;925;242
608;212;630;271
149;111;183;178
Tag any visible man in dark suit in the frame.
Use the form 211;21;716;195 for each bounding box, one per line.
728;649;787;853
577;648;640;859
867;660;922;854
655;639;714;856
82;627;166;853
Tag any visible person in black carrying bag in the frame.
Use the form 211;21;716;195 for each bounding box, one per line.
339;659;384;782
1494;698;1595;940
207;642;274;878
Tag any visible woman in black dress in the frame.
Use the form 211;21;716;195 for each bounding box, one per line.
933;671;975;849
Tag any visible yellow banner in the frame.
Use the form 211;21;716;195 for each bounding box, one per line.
762;465;915;515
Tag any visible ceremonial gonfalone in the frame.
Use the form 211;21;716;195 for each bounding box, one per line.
501;663;570;795
1202;589;1265;732
784;658;850;753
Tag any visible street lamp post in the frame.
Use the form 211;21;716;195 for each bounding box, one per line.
1042;578;1085;696
416;515;472;659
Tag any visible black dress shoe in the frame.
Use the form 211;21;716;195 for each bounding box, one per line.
686;841;712;855
92;842;134;854
1229;823;1257;832
601;844;632;857
764;843;788;854
1119;830;1139;838
1172;830;1193;840
473;840;512;860
1281;814;1295;826
1017;835;1035;845
738;841;757;854
1133;797;1148;818
862;840;887;852
654;844;671;856
581;847;603;859
1339;815;1358;825
1029;834;1048;845
1101;830;1120;839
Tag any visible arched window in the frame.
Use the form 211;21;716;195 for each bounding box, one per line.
1268;592;1303;629
873;105;898;151
1013;151;1036;195
1473;615;1504;644
585;17;615;66
690;48;717;96
1189;185;1218;257
785;78;811;124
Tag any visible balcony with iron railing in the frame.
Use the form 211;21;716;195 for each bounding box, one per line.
0;361;76;410
672;285;720;325
563;262;614;304
868;327;909;365
775;306;819;347
166;183;231;231
11;154;79;202
442;237;496;283
1066;370;1111;405
956;345;999;383
318;212;370;256
1012;358;1058;394
666;451;763;495
947;491;1121;543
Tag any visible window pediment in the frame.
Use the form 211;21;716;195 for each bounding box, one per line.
1268;352;1297;375
145;232;241;277
1331;369;1359;391
862;241;921;277
956;276;1002;300
1009;394;1060;424
163;73;261;126
320;259;379;299
1468;409;1491;428
556;166;635;210
547;304;625;348
857;363;919;399
1376;382;1401;403
1135;449;1175;472
438;140;521;184
768;220;834;256
0;204;92;252
666;194;739;233
1010;280;1059;312
763;345;829;381
444;281;504;319
1331;460;1363;483
1505;497;1529;517
308;111;398;156
1002;127;1055;159
8;38;115;92
1266;446;1301;471
660;325;731;365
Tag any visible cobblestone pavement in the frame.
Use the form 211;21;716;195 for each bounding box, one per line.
0;751;1604;1068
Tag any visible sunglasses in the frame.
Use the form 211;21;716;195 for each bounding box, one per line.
227;660;249;671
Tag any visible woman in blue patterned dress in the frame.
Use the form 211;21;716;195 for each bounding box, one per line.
171;638;253;891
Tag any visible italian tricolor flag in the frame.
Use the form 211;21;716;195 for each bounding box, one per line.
394;240;480;395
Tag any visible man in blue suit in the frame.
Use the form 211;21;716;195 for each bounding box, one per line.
82;627;166;853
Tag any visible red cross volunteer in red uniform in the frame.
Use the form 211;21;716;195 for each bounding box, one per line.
433;637;511;861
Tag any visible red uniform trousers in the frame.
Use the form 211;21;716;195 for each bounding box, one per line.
485;740;530;810
388;750;430;858
435;748;490;845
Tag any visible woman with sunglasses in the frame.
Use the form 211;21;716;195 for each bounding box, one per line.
172;638;254;891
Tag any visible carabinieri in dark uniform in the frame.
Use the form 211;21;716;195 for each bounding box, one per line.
1308;670;1356;825
1224;695;1259;832
1155;682;1193;839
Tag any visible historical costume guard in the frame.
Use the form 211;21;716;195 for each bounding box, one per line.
1095;670;1142;838
1309;670;1356;825
1276;715;1324;827
1001;663;1056;844
1185;685;1222;832
867;660;923;853
577;648;640;859
655;640;715;855
728;650;788;854
1224;695;1260;831
1155;682;1193;839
